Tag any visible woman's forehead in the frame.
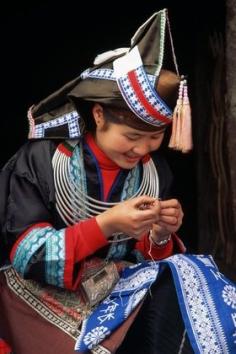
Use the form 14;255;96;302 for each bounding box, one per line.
112;123;166;135
103;106;168;132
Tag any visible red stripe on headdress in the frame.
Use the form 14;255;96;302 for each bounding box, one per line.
128;70;171;125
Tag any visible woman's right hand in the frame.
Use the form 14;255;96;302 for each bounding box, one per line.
96;196;161;240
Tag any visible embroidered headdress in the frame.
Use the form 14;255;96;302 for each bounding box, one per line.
28;9;192;152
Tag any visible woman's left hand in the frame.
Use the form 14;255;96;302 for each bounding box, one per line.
151;199;184;242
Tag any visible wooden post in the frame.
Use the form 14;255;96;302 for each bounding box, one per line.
225;0;236;269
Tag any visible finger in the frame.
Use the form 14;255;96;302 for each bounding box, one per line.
160;199;180;209
159;215;178;225
136;208;160;222
160;207;179;217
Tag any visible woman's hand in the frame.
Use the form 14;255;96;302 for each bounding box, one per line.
96;195;161;240
151;199;184;243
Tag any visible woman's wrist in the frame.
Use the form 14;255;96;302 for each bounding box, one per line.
149;230;172;247
95;213;117;239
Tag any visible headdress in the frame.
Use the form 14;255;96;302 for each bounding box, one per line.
28;9;192;153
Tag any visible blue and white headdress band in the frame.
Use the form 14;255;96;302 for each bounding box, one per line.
113;46;172;127
81;46;172;128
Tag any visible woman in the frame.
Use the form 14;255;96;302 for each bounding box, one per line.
0;95;187;354
0;8;235;354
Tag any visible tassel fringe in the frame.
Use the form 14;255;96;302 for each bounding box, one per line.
168;78;193;153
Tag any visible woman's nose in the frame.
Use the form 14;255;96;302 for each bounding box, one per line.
133;142;151;156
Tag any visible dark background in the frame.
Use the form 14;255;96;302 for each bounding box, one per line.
0;0;226;252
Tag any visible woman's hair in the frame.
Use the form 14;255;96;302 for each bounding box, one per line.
76;100;96;132
102;106;166;132
78;101;167;133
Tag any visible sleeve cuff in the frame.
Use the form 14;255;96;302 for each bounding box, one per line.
135;233;172;260
135;232;186;260
146;234;174;260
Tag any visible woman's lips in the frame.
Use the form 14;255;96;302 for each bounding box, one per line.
124;154;141;162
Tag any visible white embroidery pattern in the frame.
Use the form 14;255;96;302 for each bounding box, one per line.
33;111;80;138
169;255;229;353
222;285;236;309
98;298;119;324
197;254;216;268
84;326;110;349
112;266;158;293
80;67;156;87
125;288;147;317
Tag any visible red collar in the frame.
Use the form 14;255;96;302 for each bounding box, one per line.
85;133;120;171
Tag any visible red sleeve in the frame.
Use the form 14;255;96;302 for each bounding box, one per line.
67;217;109;262
135;232;186;260
59;217;109;289
0;339;12;354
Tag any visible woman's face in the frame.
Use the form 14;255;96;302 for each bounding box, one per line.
93;105;165;169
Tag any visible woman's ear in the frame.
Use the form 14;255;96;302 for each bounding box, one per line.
92;104;106;129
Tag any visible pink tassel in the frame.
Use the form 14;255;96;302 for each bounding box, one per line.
179;81;193;153
168;80;183;149
168;78;193;153
168;107;178;148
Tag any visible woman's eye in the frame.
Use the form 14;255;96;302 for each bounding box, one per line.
126;135;139;141
151;135;161;140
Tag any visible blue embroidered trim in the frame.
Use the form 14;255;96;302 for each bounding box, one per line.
12;226;66;288
13;226;53;276
168;255;231;353
45;228;66;287
33;110;81;138
121;163;140;202
80;68;156;87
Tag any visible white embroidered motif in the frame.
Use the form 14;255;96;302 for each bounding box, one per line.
84;326;111;349
169;255;229;353
222;285;236;309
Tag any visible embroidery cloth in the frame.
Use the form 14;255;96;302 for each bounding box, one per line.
75;254;236;353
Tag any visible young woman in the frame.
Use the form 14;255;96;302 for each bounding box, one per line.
0;100;187;353
0;8;235;354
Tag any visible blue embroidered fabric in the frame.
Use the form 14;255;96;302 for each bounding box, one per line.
75;254;236;353
12;226;66;287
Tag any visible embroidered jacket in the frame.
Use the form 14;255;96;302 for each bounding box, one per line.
1;137;184;290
